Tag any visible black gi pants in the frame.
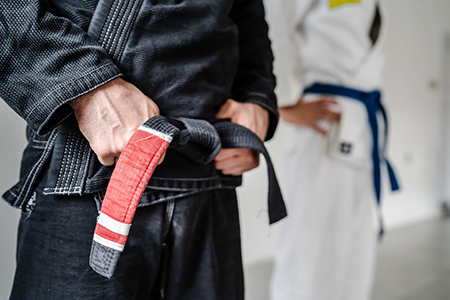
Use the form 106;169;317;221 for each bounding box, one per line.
10;171;244;300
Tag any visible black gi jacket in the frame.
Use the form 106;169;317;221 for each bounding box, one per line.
0;0;278;209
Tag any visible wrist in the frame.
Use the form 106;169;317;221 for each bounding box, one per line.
69;77;123;113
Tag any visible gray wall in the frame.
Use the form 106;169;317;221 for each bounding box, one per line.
0;100;25;299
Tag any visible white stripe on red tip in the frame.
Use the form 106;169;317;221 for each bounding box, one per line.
97;212;132;236
137;125;173;143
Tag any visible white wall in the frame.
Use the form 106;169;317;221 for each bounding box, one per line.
239;0;450;268
379;0;450;227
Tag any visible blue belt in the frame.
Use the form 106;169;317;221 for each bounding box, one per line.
303;83;400;205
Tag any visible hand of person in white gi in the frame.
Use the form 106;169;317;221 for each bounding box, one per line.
214;98;269;176
69;78;164;166
279;97;340;135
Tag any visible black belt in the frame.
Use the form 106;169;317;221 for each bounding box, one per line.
89;116;287;278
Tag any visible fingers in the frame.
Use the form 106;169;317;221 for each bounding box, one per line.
311;123;328;136
214;148;260;176
98;155;116;167
312;100;339;135
95;147;120;166
318;97;338;106
216;99;269;141
216;99;235;119
279;97;340;132
315;98;340;123
157;151;166;165
318;109;340;123
214;148;238;161
97;148;166;167
93;141;122;166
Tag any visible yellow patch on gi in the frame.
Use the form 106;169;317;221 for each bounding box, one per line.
330;0;360;8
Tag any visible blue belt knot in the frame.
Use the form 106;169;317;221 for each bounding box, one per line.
303;83;400;205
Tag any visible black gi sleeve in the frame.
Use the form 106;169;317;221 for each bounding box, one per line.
0;1;122;134
229;0;278;141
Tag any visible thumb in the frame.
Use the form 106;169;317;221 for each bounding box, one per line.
216;99;235;118
157;151;166;165
98;153;117;166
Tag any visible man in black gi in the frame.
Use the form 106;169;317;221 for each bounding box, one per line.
0;1;282;299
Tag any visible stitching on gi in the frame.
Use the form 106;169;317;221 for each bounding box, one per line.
75;140;90;190
55;133;70;191
110;0;131;58
14;129;58;207
46;132;91;195
246;92;272;100
116;0;143;62
30;144;47;150
79;145;92;194
101;0;123;50
73;136;84;188
113;1;133;57
98;0;142;63
99;2;116;45
43;187;83;195
67;136;79;189
138;186;236;207
25;63;115;123
16;130;57;204
41;112;75;134
32;132;47;144
138;191;201;207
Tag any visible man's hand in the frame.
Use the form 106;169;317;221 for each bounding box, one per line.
279;97;340;135
69;78;162;166
214;99;269;176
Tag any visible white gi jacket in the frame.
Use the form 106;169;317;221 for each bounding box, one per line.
265;0;387;299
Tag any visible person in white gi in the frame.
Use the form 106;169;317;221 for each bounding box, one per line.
264;0;399;299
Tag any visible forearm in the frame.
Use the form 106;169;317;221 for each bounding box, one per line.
0;1;121;134
278;105;299;124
